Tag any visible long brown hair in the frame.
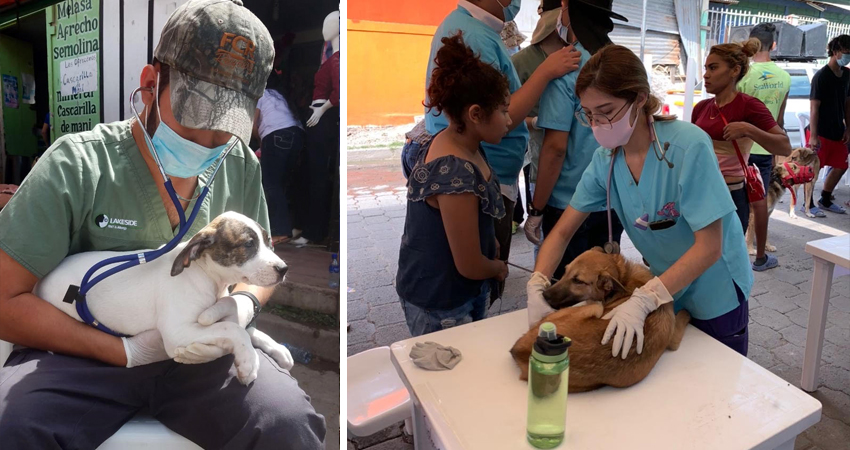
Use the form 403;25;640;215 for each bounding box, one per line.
576;44;675;124
708;38;761;82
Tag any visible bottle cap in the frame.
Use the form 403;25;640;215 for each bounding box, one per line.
532;322;571;362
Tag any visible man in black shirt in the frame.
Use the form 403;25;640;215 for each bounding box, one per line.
808;34;850;214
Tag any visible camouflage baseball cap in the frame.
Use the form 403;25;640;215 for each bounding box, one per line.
154;0;273;145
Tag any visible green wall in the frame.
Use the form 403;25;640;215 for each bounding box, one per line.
0;34;37;157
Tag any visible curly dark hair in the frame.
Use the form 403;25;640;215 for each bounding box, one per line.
424;32;510;133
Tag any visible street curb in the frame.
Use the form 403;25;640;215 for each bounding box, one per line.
256;313;340;364
272;281;339;316
346;147;400;165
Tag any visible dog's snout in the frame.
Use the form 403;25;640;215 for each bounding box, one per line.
275;264;288;277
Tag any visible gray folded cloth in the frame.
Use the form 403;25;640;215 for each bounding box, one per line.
409;341;462;371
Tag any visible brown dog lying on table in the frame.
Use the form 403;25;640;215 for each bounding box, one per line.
510;248;690;392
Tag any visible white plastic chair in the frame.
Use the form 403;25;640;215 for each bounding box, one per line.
0;340;200;449
347;346;412;437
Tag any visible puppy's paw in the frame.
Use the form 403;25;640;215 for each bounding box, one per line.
766;243;777;252
747;247;757;256
267;343;294;370
234;346;260;385
805;211;816;218
173;339;232;364
789;209;798;219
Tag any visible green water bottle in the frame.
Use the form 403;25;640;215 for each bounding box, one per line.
526;322;571;449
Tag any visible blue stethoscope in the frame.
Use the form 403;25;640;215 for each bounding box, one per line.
62;86;239;337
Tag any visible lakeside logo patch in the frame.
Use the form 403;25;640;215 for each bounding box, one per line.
95;214;138;230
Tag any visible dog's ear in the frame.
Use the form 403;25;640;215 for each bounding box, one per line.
171;230;216;276
590;246;605;253
596;272;625;298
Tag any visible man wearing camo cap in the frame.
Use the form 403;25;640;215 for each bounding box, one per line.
0;1;325;448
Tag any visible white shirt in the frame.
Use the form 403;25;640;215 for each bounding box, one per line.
458;0;504;32
256;89;302;140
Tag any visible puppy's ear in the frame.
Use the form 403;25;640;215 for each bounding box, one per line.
171;230;215;276
596;272;625;298
590;246;605;253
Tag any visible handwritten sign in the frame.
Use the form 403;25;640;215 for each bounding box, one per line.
59;52;97;96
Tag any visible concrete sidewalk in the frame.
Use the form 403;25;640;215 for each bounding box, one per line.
346;154;850;450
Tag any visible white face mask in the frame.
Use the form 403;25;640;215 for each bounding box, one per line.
591;103;639;150
556;7;571;44
839;52;850;67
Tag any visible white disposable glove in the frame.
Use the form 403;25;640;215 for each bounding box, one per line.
530;117;539;130
122;329;170;368
198;294;257;329
601;277;674;359
527;271;556;328
306;100;332;127
524;214;544;245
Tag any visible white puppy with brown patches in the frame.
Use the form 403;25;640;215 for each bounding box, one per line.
34;211;293;385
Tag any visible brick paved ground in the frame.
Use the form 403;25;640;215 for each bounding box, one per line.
346;157;850;450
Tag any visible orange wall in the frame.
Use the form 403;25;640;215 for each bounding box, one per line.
347;0;456;126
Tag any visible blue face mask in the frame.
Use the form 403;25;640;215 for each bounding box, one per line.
144;73;231;178
839;53;850;67
499;0;521;23
150;121;230;178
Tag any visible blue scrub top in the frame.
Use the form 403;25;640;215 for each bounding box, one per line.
535;42;599;210
424;6;529;186
569;120;753;321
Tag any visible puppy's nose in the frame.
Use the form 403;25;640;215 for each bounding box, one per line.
275;264;288;277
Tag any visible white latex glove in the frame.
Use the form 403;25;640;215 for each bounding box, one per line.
530;117;539;130
306;100;332;127
122;329;170;368
198;294;257;328
524;214;543;245
527;271;556;327
601;277;674;359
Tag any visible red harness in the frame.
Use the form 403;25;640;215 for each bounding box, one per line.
781;162;815;204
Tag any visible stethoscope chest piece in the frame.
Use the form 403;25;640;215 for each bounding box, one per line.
603;241;620;255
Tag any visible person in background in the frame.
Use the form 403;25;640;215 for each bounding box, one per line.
524;0;627;280
737;23;790;271
807;34;850;215
693;39;791;238
418;0;580;305
397;33;509;336
511;0;564;248
253;69;305;246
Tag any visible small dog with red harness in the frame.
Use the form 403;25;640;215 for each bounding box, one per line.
744;148;817;254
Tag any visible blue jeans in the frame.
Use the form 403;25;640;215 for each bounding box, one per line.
400;285;490;337
401;139;423;179
260;127;304;237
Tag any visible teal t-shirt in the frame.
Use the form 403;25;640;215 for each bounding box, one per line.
569;120;753;320
535;42;598;210
424;6;529;186
0;120;270;278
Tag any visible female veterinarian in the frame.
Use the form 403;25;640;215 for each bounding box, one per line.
527;45;754;359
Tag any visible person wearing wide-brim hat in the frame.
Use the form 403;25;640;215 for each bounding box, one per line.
523;0;629;316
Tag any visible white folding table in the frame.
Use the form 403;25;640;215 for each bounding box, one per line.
801;234;850;392
391;310;821;450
